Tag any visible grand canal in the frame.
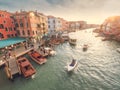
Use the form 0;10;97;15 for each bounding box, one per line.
0;28;120;90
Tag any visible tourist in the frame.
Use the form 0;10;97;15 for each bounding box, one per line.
24;43;27;50
8;50;11;58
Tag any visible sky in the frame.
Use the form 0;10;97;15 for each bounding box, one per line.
0;0;120;24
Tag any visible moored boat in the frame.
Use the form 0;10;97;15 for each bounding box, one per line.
28;50;47;65
67;59;78;72
44;47;56;56
17;57;36;78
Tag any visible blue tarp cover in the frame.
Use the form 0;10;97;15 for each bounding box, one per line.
0;37;26;49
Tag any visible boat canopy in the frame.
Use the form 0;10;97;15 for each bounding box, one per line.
0;37;26;49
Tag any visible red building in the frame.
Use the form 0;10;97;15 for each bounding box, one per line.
0;10;16;40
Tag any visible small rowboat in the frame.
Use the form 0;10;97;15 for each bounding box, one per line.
17;57;36;78
67;59;78;72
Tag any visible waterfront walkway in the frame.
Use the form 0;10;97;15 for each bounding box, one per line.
2;43;39;79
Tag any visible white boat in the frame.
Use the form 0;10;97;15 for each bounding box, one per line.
62;32;69;41
67;59;78;72
116;48;120;53
69;38;77;45
69;33;77;45
44;47;56;56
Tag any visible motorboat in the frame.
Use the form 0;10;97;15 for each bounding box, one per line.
17;57;36;78
61;32;69;41
67;59;78;72
69;38;77;45
83;44;88;51
44;47;56;56
28;50;47;65
69;33;77;45
116;48;120;53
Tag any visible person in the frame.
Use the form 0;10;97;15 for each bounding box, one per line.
24;43;27;50
70;59;76;66
8;50;11;58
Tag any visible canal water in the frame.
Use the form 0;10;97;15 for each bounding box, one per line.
0;28;120;90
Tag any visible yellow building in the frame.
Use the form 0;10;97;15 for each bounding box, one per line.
13;10;48;40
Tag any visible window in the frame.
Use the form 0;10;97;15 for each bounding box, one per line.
4;21;6;23
33;31;34;35
5;28;8;31
20;23;24;27
22;30;25;35
17;30;20;35
0;33;4;38
15;34;17;37
7;34;11;38
27;30;30;35
0;24;4;29
53;20;55;23
14;28;16;31
48;25;50;28
15;23;19;27
37;24;40;28
11;34;14;37
26;22;28;28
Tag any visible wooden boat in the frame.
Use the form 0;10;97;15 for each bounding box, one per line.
83;44;88;51
17;57;36;78
28;50;47;65
67;59;78;72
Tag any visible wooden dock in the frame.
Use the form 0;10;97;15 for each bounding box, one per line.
5;48;34;80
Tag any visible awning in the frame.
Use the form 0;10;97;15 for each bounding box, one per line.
0;37;26;49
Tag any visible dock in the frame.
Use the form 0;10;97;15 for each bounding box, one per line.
4;48;34;80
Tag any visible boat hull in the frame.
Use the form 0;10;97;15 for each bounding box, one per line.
67;61;78;72
28;51;47;65
17;57;36;78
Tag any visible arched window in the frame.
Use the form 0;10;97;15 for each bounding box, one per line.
0;33;4;39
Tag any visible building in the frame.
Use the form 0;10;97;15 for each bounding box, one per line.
60;18;69;31
101;16;120;41
68;21;87;32
13;10;48;40
47;16;62;33
0;10;16;40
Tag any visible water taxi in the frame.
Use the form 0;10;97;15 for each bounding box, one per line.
28;50;47;65
17;57;36;78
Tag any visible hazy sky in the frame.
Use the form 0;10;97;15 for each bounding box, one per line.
0;0;120;24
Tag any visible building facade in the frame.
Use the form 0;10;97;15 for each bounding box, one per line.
68;21;87;32
48;16;63;33
0;10;16;40
13;10;48;40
